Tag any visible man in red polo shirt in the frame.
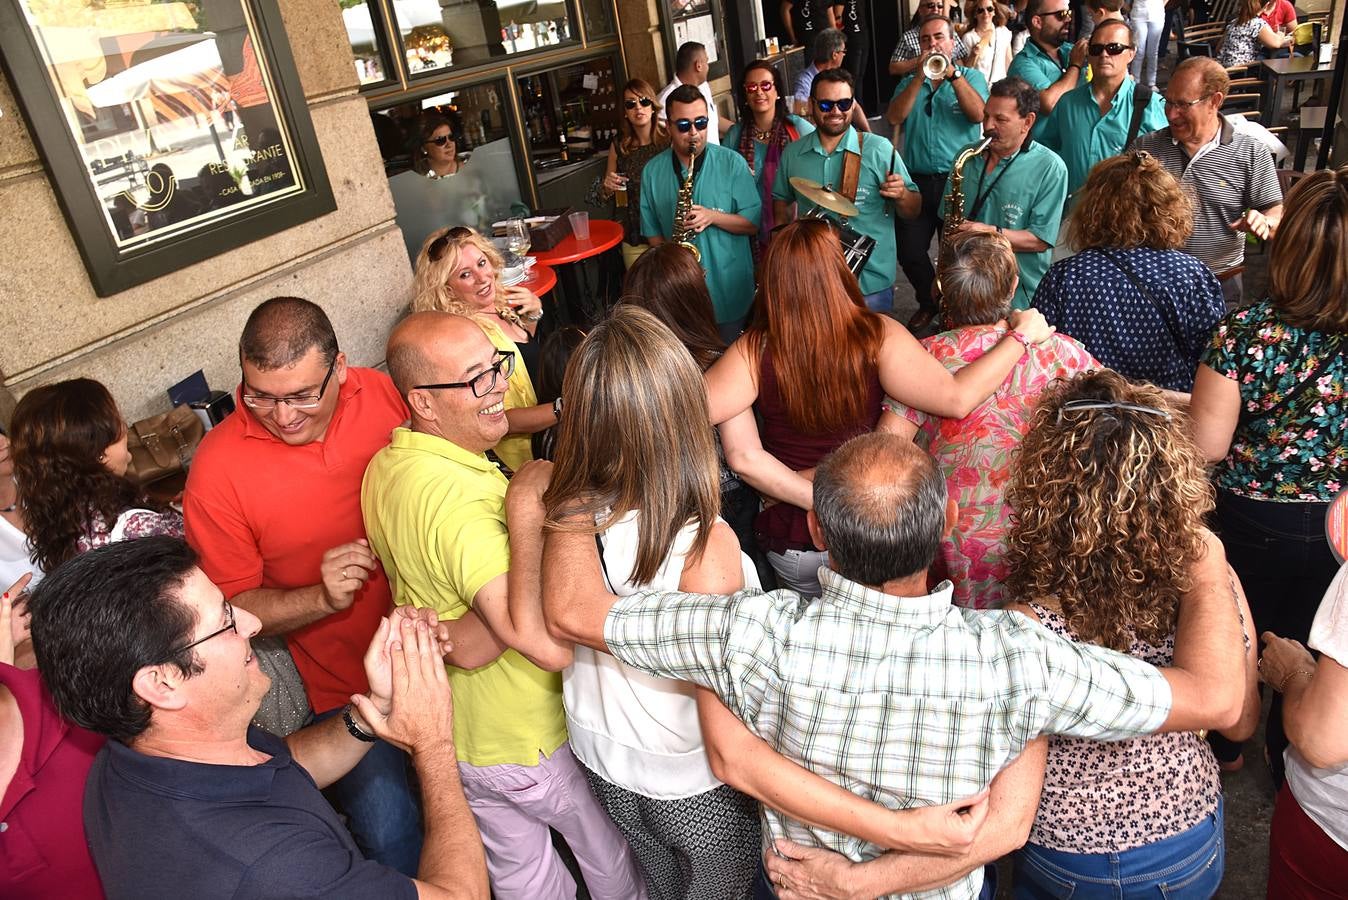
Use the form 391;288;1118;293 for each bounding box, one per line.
183;297;422;873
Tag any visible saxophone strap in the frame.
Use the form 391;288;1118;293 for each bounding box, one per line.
967;149;1018;223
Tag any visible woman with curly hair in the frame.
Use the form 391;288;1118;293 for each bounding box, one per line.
1189;165;1348;784
723;60;813;255
704;219;1054;596
411;224;554;472
11;379;181;574
1003;369;1259;899
592;78;669;268
1033;151;1225;392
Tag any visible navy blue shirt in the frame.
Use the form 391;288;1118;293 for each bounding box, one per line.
1033;247;1225;391
84;726;417;900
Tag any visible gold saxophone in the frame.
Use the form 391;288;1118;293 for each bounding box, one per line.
672;147;701;263
934;135;993;307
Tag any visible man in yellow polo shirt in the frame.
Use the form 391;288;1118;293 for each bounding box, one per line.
361;312;644;900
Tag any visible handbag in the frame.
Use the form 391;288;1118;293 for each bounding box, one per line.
125;404;205;486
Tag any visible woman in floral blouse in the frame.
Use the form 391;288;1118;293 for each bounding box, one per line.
879;231;1097;608
1190;166;1348;784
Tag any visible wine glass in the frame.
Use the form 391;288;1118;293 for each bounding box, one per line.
505;217;531;266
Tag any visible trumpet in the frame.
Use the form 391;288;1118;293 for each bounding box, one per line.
923;53;950;80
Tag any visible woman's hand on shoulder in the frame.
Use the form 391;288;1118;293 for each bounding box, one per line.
1008;308;1054;345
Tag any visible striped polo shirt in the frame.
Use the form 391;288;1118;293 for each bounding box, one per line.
1133;117;1282;276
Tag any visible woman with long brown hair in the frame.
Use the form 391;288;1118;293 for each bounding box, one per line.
1004;369;1259;899
11;379;180;574
1219;0;1293;67
724;61;814;254
704;219;1053;596
593;78;670;268
411;224;554;472
1190;165;1348;783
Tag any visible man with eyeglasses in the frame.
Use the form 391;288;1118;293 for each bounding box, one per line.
184;297;495;875
886;15;989;330
890;0;969;78
774;69;920;312
1038;19;1166;208
655;41;724;145
1133;57;1283;306
943;77;1068;309
641;84;760;341
29;535;490;899
1006;0;1090;137
361;312;646;899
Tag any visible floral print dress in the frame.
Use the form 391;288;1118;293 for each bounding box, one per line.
885;326;1099;608
1201;300;1347;503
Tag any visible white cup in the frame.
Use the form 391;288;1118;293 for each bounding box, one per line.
568;210;590;240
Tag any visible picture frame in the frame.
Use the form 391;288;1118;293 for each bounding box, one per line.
0;0;335;296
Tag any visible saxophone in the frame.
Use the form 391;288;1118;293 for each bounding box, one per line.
934;135;994;305
672;147;701;263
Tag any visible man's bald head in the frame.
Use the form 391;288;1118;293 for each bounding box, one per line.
812;434;948;586
386;311;486;398
239;297;338;370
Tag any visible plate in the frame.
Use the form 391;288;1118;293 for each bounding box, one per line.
523;256;537;269
501;268;527;287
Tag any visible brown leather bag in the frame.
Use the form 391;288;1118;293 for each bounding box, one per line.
125;404;205;486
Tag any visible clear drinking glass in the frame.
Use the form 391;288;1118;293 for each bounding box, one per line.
505;217;531;264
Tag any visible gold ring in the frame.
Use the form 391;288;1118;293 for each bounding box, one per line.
341;567;348;580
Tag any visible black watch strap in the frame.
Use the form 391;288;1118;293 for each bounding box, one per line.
342;703;379;743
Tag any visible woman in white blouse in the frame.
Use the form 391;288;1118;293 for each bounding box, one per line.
962;0;1014;83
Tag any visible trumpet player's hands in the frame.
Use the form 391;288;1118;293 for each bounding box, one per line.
921;50;948;82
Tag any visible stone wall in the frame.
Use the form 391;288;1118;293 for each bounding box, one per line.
0;0;412;422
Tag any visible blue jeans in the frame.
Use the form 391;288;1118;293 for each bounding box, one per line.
1014;797;1224;899
315;707;424;875
863;286;895;313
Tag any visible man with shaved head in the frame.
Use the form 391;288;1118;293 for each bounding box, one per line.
362;311;644;899
541;432;1251;899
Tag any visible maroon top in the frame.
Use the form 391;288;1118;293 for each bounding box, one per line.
754;347;883;553
0;663;106;899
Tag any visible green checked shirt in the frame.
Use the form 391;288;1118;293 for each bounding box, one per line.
604;568;1172;900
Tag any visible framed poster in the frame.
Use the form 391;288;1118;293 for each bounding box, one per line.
0;0;335;296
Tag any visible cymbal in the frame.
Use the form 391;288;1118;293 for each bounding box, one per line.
789;177;860;218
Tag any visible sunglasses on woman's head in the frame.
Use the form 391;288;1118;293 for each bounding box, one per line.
427;226;475;263
1088;41;1132;55
624;97;655;110
745;80;775;93
674;116;710;133
426;134;454;146
814;97;855;113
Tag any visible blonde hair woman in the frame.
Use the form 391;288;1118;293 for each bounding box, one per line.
411;225;554;472
961;0;1013;83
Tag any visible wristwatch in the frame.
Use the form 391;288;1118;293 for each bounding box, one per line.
342;703;378;743
948;67;963;81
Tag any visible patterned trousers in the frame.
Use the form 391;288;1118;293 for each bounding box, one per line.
581;762;762;900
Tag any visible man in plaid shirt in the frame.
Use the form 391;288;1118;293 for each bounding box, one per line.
543;434;1248;899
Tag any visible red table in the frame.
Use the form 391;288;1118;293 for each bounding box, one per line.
519;262;557;297
530;218;623;326
532;219;623;266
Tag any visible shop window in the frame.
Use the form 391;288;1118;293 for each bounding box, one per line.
392;0;578;77
340;0;394;86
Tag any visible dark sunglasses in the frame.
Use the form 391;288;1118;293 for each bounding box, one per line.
744;80;775;93
976;4;995;11
815;97;855;113
426;133;454;146
1040;8;1072;19
673;116;710;133
1088;41;1132;55
623;97;655;110
413;351;516;398
427;225;476;263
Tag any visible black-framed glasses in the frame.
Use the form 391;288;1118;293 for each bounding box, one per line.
1088;41;1132;55
1056;400;1171;424
427;225;476;263
413;351;515;398
242;358;336;412
815;97;855;113
170;601;238;656
426;133;454;146
673;116;710;133
1164;93;1213;110
624;97;655;110
744;80;775;93
1041;8;1072;19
